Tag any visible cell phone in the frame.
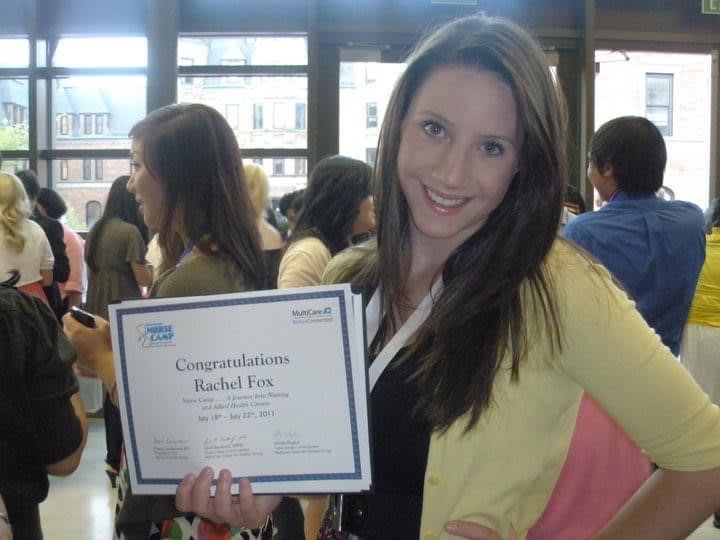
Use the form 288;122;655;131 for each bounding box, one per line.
70;306;96;328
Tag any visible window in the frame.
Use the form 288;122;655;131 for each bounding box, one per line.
252;158;263;165
0;38;30;68
366;103;378;128
178;36;307;66
340;63;356;88
273;159;285;176
86;201;102;229
366;148;377;168
646;73;673;136
4;103;13;124
59;114;69;135
294;158;306;176
253;104;264;129
54;37;147;68
95;114;106;135
55;159;132;230
83;114;93;135
53;76;145;150
82;159;91;180
273;103;290;129
295;103;306;130
225;104;240;129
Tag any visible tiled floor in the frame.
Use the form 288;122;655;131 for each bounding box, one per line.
37;417;720;539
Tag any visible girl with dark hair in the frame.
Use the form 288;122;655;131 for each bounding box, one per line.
85;175;151;318
173;15;720;540
277;155;374;288
84;175;152;487
64;103;269;539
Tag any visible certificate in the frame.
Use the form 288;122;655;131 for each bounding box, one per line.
108;285;371;495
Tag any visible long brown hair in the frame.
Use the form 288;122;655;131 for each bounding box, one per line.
129;104;264;288
353;15;567;432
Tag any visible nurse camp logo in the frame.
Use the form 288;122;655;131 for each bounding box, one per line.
137;322;175;347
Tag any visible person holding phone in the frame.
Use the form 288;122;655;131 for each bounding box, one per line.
63;103;270;539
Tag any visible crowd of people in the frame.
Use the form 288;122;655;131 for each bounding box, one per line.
2;12;720;540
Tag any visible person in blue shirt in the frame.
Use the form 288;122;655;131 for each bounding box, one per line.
564;116;705;356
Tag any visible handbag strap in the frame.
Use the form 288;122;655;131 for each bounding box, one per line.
367;280;442;392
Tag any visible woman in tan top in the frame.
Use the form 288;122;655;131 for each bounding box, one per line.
277;155;375;289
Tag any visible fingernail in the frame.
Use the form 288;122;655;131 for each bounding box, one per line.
220;469;231;482
201;467;213;477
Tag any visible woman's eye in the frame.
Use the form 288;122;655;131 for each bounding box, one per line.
422;121;445;138
482;141;504;156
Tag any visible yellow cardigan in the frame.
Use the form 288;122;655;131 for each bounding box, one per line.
326;240;720;540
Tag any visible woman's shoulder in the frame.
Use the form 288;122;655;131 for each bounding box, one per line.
286;235;329;256
153;253;249;298
259;220;284;250
323;241;376;285
104;218;142;237
22;219;48;241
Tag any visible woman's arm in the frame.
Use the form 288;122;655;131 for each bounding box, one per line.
40;268;53;286
594;467;720;539
45;392;89;476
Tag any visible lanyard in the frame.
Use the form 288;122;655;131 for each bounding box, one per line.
366;279;442;392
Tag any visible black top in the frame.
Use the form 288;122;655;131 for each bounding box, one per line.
343;329;432;539
32;212;70;320
0;285;82;510
32;213;69;283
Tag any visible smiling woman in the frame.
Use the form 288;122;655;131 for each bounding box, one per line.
397;66;520;262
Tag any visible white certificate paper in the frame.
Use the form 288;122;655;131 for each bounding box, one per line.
108;285;371;495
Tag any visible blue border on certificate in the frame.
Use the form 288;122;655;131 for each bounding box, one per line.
114;289;362;486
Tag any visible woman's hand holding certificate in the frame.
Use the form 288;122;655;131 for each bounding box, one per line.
176;467;281;529
107;285;371;496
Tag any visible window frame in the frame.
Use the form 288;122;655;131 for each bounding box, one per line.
645;72;674;137
366;102;378;129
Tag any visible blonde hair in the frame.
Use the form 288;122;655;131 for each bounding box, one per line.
0;172;31;252
244;163;269;220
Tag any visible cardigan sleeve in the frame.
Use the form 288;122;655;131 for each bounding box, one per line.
554;246;720;471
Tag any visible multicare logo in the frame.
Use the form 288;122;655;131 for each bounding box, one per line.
138;322;175;347
291;306;333;324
